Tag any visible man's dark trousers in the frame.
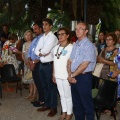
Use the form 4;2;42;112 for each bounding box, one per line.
32;62;44;102
71;72;94;120
39;62;57;109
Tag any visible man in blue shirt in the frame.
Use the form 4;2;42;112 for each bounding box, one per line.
67;22;96;120
28;22;44;107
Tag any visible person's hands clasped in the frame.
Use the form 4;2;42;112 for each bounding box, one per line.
67;76;77;84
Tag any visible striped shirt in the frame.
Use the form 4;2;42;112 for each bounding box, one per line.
70;37;96;73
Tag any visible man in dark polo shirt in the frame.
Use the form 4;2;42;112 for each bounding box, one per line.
0;24;10;48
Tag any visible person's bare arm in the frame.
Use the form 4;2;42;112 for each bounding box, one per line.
67;59;77;84
71;61;90;77
111;70;120;78
52;63;56;84
97;57;115;66
67;59;72;77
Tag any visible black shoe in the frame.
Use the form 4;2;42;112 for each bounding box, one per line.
117;97;120;101
33;102;45;107
31;100;39;104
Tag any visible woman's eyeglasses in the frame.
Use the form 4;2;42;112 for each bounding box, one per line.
106;38;113;41
57;33;66;36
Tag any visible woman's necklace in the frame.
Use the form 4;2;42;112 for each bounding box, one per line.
55;43;69;59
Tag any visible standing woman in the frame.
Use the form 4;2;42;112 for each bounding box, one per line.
97;32;118;115
98;32;118;81
53;27;73;120
96;31;106;55
22;30;37;101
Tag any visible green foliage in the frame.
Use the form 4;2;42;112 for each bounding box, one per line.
0;0;119;35
100;0;120;32
47;9;70;32
0;0;33;35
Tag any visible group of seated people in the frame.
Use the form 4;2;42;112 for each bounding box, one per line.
0;19;120;120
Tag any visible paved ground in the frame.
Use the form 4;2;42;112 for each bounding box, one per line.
0;83;120;120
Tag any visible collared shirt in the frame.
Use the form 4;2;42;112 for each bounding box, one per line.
28;34;43;60
35;31;58;63
70;37;96;73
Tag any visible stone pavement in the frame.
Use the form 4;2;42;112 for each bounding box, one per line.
0;84;120;120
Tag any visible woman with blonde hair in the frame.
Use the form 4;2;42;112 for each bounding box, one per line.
22;30;37;101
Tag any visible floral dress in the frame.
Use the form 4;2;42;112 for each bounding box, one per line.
1;40;18;72
22;42;33;84
100;48;117;81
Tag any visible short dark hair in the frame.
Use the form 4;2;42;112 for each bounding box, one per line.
99;31;107;36
42;18;53;26
8;33;18;40
33;21;42;28
57;27;71;43
105;32;117;45
3;24;9;28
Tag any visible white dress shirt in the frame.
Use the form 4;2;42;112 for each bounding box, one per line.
35;31;58;63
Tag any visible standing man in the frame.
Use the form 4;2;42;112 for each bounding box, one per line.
35;18;58;117
67;22;96;120
28;22;44;107
0;24;10;48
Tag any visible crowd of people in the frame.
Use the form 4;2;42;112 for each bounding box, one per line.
0;18;120;120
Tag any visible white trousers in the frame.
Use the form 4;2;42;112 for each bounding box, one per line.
56;78;73;115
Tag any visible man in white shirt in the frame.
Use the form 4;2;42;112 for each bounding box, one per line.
35;18;58;117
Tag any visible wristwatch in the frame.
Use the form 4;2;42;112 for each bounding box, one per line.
71;74;74;78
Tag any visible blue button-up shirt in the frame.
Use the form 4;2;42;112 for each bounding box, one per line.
70;37;96;73
28;34;43;60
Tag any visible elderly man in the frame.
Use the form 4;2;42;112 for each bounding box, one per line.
67;21;96;120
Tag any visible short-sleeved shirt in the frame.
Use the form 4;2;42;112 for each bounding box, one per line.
70;37;96;73
53;44;73;79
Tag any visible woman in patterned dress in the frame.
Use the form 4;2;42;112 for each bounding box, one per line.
97;32;118;115
1;33;19;92
22;30;37;101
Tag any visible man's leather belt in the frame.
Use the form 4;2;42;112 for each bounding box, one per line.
41;61;53;65
81;71;92;74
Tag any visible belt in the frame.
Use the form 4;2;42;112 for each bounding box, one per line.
81;71;92;74
40;61;53;65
